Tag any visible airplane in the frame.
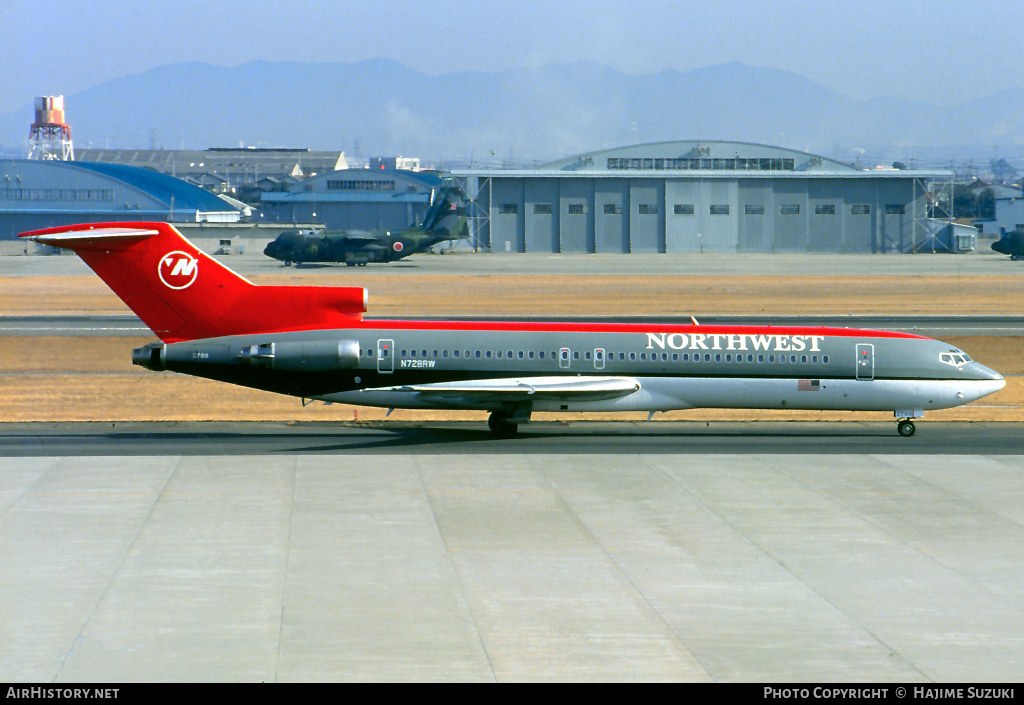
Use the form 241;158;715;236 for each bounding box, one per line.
991;229;1024;260
263;186;468;266
20;221;1005;438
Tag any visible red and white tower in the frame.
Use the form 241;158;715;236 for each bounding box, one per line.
28;95;74;161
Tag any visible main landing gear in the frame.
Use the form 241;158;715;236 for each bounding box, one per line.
487;406;532;438
488;412;519;437
897;419;916;437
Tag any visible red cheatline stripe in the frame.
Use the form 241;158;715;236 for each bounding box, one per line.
253;320;926;338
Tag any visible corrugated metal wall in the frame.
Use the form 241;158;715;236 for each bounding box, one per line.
482;175;924;254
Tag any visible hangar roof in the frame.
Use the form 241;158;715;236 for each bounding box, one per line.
69;161;235;212
0;159;241;223
453;140;952;179
540;140;857;172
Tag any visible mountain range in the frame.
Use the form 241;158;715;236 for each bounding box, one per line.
2;59;1022;167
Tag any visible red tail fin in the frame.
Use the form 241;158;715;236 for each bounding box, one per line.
20;221;366;342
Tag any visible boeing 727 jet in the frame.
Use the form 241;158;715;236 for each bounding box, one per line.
20;222;1005;437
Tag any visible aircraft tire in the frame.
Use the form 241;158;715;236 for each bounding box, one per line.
284;261;292;267
897;420;916;437
488;412;519;438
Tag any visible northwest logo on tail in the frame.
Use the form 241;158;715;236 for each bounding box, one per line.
158;251;199;289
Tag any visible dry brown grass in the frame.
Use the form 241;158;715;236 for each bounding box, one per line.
2;273;1021;423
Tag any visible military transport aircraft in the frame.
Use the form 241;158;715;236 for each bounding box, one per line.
20;221;1005;437
263;186;468;266
992;229;1024;260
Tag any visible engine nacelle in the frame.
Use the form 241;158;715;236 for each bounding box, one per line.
133;339;361;372
238;339;361;371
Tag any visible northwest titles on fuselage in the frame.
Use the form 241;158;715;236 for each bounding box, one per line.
645;332;825;353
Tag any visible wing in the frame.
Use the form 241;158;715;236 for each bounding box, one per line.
369;376;640;404
337;232;381;244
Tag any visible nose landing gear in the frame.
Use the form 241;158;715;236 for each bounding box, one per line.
897;419;916;437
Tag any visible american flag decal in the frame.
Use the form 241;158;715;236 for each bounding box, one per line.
798;379;821;391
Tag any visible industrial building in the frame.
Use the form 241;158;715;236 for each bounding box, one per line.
0;158;242;239
454;140;960;254
74;148;348;192
259;168;443;231
979;183;1024;237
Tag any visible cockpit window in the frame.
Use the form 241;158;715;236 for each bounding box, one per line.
939;352;972;367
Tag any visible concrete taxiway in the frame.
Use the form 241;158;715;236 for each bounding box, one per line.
4;314;1024;338
3;248;1022;681
2;247;1023;278
2;422;1024;682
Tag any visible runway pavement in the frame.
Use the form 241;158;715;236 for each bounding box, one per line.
4;314;1024;338
2;422;1024;682
3;250;1023;682
3;248;1023;277
2;420;1022;456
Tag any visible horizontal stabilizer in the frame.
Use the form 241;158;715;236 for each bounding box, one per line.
27;227;162;245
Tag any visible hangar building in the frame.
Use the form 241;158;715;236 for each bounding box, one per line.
259;168;443;232
454;141;955;254
0;159;241;239
75;148;347;191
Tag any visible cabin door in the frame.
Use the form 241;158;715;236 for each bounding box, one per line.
559;348;571;369
377;339;394;374
855;343;874;380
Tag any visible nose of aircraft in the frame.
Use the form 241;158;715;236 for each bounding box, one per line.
970;362;1005;383
952;362;1005;405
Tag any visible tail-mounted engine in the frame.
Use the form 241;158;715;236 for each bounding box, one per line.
133;338;361;372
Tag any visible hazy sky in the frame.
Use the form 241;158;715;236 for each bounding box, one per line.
1;0;1020;114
